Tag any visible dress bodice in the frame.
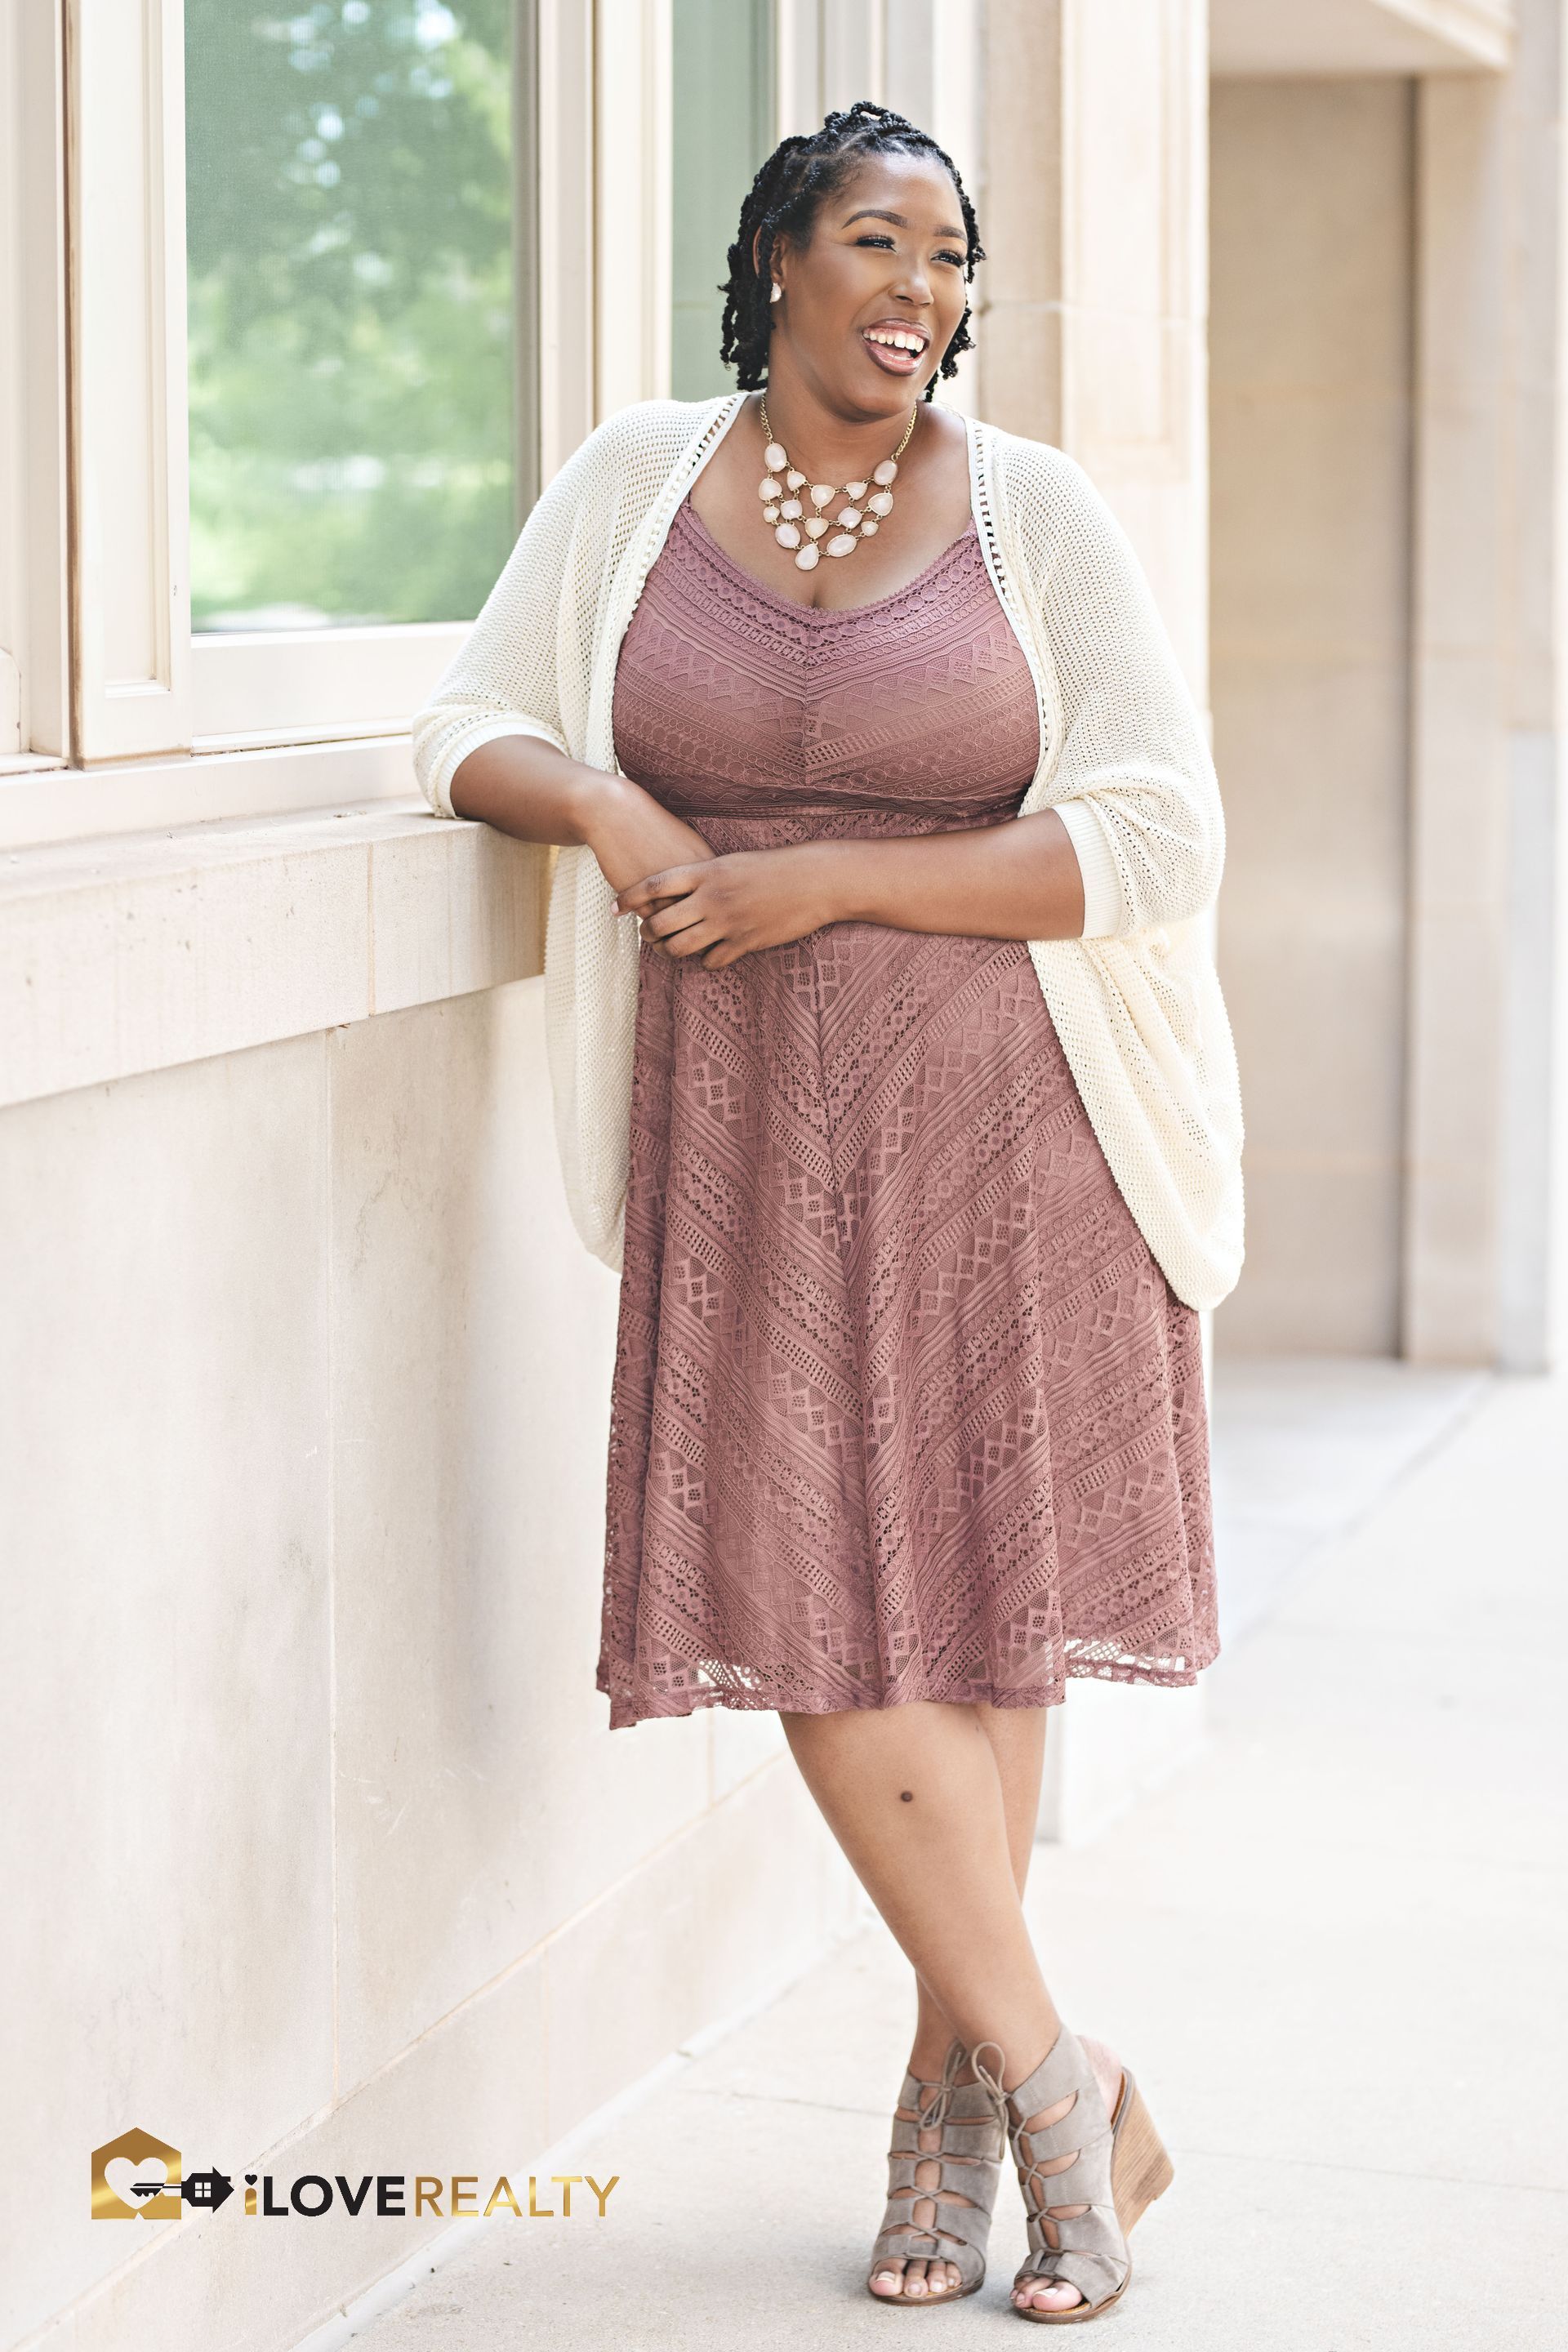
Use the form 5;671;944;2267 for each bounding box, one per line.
611;497;1041;835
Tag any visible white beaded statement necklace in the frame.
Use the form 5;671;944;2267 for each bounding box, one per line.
755;395;919;572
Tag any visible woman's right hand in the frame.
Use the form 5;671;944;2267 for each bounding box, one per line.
577;771;716;898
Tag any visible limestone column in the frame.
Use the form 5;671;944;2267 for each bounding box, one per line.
977;0;1209;690
978;0;1214;1840
1405;0;1568;1369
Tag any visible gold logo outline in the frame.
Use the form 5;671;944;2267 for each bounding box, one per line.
91;2127;183;2221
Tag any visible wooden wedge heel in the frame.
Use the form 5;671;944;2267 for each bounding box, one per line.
1109;2073;1174;2240
969;2029;1174;2323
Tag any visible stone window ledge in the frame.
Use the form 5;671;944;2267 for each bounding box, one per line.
0;797;550;1113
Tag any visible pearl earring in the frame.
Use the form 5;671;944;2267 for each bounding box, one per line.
770;281;782;304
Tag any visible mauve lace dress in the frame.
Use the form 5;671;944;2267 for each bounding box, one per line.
596;497;1217;1729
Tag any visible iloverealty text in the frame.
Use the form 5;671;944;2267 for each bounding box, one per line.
242;2173;619;2219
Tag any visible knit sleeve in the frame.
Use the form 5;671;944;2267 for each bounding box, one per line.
1009;443;1225;939
409;421;612;820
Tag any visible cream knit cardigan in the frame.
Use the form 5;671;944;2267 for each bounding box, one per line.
411;390;1245;1312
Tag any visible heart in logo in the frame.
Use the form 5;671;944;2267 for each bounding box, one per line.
104;2154;174;2215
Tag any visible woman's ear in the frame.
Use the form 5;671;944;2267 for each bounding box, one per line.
753;225;783;301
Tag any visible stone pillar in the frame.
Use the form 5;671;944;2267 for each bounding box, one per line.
1405;0;1568;1369
978;0;1209;684
1209;78;1417;1356
978;0;1214;1839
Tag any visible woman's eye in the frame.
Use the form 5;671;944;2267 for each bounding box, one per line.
856;232;965;269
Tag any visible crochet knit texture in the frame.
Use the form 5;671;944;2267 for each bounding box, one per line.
410;392;1245;1312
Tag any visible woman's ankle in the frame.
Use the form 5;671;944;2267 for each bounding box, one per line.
906;2027;969;2083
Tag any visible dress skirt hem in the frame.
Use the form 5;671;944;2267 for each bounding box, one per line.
595;1635;1219;1732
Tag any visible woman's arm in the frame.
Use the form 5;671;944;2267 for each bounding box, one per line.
410;414;615;823
412;408;718;890
1010;444;1225;938
449;733;715;895
800;808;1085;939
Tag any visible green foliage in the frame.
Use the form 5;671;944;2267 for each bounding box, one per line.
185;0;514;627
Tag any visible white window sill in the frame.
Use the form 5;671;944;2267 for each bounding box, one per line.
1;795;551;1112
0;734;429;851
191;621;470;744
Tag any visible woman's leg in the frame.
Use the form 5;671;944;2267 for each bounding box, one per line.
780;1698;1120;2310
905;1698;1049;2078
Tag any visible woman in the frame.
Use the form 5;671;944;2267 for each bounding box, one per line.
413;100;1243;2323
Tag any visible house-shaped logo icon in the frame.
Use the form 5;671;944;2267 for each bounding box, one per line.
90;2128;183;2221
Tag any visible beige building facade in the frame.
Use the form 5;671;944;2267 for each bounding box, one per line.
2;3;1564;2346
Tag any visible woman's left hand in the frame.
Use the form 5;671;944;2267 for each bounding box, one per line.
612;844;842;969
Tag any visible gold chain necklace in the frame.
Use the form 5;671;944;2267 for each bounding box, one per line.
755;396;919;572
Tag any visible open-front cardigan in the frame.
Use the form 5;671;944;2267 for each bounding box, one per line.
411;390;1245;1312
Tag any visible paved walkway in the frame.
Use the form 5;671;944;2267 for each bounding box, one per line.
314;1361;1566;2350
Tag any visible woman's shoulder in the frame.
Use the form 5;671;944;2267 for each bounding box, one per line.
571;394;739;474
973;414;1094;496
972;417;1133;566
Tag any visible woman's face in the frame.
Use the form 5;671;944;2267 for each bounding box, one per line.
763;150;970;416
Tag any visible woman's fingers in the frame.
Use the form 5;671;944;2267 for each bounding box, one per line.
644;913;723;957
641;896;711;942
641;889;705;931
614;863;709;915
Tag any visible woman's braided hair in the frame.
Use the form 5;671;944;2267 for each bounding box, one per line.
718;100;984;402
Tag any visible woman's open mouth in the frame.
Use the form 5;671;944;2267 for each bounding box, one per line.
861;323;930;376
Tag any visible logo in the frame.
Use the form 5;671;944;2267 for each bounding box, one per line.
91;2128;233;2221
91;2128;617;2222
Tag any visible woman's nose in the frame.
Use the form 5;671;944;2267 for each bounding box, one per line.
889;265;933;308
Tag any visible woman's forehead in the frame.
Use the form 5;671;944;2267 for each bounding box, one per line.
824;151;964;236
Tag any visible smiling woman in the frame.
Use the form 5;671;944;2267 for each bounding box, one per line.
682;136;978;607
411;96;1242;2331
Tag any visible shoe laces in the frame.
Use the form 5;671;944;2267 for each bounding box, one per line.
966;2039;1013;2158
912;2034;970;2133
911;2038;1014;2161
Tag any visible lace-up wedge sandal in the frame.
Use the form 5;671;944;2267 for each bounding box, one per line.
865;2037;1010;2307
969;2030;1173;2323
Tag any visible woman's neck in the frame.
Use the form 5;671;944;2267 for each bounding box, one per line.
749;376;924;487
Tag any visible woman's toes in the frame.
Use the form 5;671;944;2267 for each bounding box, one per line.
871;2253;964;2301
1014;2275;1084;2311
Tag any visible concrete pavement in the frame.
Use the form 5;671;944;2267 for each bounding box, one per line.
305;1360;1567;2350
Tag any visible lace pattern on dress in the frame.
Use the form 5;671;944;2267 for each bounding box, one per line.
597;499;1217;1726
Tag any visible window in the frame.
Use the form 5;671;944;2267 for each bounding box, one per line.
670;0;775;400
0;0;639;835
186;0;538;744
185;1;523;631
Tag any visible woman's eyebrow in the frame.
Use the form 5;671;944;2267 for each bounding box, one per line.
841;205;966;239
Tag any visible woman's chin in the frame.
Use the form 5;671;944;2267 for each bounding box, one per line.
835;353;936;411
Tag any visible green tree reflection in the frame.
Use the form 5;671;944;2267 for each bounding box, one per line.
185;0;514;629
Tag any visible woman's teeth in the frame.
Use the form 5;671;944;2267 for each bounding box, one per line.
864;329;925;354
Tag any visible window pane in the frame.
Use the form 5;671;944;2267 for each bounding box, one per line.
670;0;774;400
185;2;522;630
